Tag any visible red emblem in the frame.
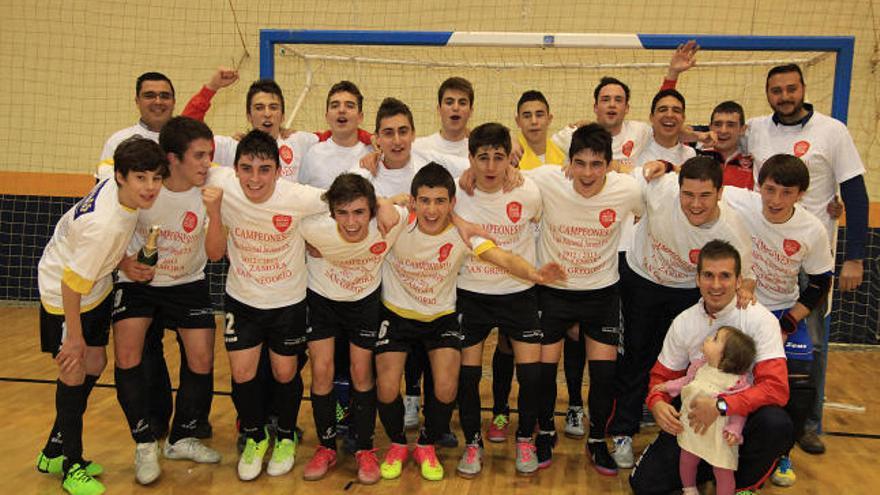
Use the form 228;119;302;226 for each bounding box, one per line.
622;140;634;157
783;239;801;257
689;249;701;264
181;211;198;233
438;242;453;262
279;145;294;164
506;201;522;223
272;214;292;233
793;140;810;158
599;208;616;228
370;241;387;255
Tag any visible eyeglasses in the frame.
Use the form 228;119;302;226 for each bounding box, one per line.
139;91;174;101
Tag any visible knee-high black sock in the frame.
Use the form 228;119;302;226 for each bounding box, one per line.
564;336;586;408
404;347;425;397
57;381;86;472
457;365;483;446
232;376;266;442
492;346;514;416
43;374;98;456
587;360;616;440
177;334;214;427
423;397;456;446
311;391;338;449
515;362;541;438
115;365;155;444
377;395;407;444
273;377;299;441
143;323;172;431
351;388;377;451
538;362;558;432
169;369;212;444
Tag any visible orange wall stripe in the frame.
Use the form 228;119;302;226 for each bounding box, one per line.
0;172;95;197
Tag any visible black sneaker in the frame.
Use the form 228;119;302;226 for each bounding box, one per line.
437;431;459;448
536;431;557;469
587;440;618;476
797;430;826;455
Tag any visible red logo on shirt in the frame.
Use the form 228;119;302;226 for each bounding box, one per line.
622;140;634;158
506;201;522;223
689;249;701;264
279;145;294;164
783;239;801;257
370;241;387;255
793;141;810;158
599;208;616;228
438;243;453;262
181;211;198;233
272;215;292;233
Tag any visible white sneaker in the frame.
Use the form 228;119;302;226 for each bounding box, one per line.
266;437;297;476
611;435;634;469
164;437;221;463
135;441;161;485
564;406;585;438
404;395;420;429
238;436;269;481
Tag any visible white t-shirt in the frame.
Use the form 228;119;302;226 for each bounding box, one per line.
118;185;208;287
96;121;160;179
658;299;786;372
414;132;469;159
528;167;643;290
350;148;470;198
722;187;834;310
207;166;327;309
213;131;319;183
300;205;408;302
454;178;542;295
627;173;753;289
553;120;653;166
298;139;373;189
38;179;138;313
746;111;866;240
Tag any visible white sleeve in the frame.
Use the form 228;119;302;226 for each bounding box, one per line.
720;185;755;214
657;318;689;371
416;148;470;178
802;219;835;275
645;171;679;211
212;136;239;168
292;183;330;217
551;126;575;155
830;123;866;184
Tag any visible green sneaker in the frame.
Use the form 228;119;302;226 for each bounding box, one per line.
238;434;270;481
37;452;103;477
62;463;105;495
267;437;298;476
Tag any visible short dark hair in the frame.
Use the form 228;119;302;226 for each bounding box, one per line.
159;116;214;160
114;136;168;181
757;153;810;191
411;162;455;199
517;90;550;113
593;77;630;103
651;88;686;114
468;123;511;156
766;64;805;89
679;155;723;190
326;80;364;112
234;129;279;168
136;72;175;98
710;101;746;126
323;173;377;219
375;97;414;134
717;326;757;375
569;123;612;162
437;77;474;107
246;79;285;115
697;239;742;278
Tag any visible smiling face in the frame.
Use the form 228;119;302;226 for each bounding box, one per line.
679;178;721;226
326;90;363;139
760;177;804;224
650;95;685;146
247;92;284;138
469;144;510;194
234;153;280;203
136;80;175;132
438;88;472;138
594;83;629;133
375;113;415;168
332;196;372;243
411;185;454;236
697;256;741;314
766;71;807;122
116;169;164;209
569;148;609;199
709;111;745;157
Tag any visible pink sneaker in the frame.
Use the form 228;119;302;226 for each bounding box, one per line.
303;446;337;481
355;449;380;484
487;414;510;442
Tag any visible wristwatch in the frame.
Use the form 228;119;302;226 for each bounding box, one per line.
716;398;728;416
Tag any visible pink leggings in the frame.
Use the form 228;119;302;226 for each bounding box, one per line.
679;448;735;495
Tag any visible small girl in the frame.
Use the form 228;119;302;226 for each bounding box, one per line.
654;325;757;495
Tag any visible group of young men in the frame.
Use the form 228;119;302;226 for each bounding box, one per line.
35;40;868;495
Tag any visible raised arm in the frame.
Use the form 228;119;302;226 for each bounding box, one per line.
202;186;227;261
181;67;239;121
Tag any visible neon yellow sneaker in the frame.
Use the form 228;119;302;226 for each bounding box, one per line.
380;443;409;480
62;463;105;495
771;455;796;487
238;434;269;481
413;444;444;481
37;452;103;477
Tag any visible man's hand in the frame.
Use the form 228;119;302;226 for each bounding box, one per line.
56;334;86;375
839;259;864;292
667;40;699;80
827;195;844;219
201;186;223;218
687;395;720;435
736;279;757;308
359;151;381;177
533;262;567;285
119;253;156;282
375;199;400;237
305;242;323;258
651;401;683;435
642;160;670;182
723;430;739;446
451;214;497;248
458;168;477;196
510;140;524;167
502;166;524;192
206;67;239;91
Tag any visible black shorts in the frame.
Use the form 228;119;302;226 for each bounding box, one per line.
223;294;307;356
457;287;542;347
305;288;381;350
373;306;463;355
538;284;620;346
40;294;112;356
112;280;216;330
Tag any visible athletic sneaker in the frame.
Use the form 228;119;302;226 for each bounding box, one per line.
37;452;103;477
380;442;409;480
163;437;221;463
535;431;557;469
62;463;105;495
611;435;634;469
355;449;381;485
413;444;444;481
238;434;269;481
771;455;796;487
303;446;337;481
487;414;509;442
514;438;538;475
734;491;758;495
135;441;161;485
564;406;585;438
456;444;483;478
266;437;298;476
587;439;618;476
404;395;420;429
437;431;459;448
